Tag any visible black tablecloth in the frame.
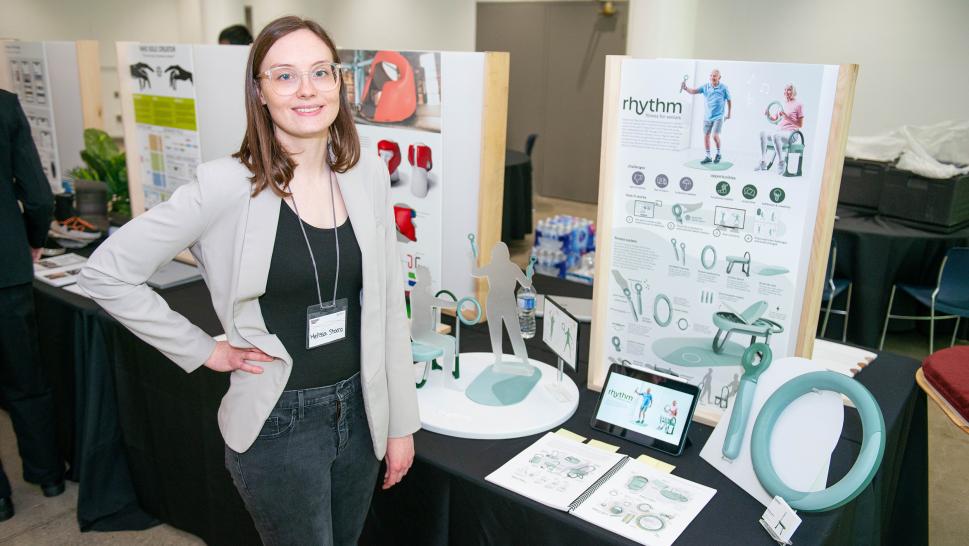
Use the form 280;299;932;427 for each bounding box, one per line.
33;273;926;545
831;205;969;348
503;149;533;243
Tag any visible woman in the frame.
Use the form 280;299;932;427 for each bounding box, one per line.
79;17;418;545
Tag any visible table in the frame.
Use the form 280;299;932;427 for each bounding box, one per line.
503;149;533;243
33;273;926;545
831;206;969;348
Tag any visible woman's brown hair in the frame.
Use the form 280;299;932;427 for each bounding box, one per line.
234;16;360;197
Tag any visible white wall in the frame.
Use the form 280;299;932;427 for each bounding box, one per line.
626;0;696;59
628;0;969;136
2;0;476;136
250;0;475;51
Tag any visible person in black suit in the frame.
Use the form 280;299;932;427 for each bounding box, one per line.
0;89;65;522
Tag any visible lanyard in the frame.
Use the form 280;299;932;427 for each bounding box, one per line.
289;170;340;308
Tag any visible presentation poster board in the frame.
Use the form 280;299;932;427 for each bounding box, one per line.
117;42;249;218
590;56;857;424
118;44;507;288
338;48;508;307
2;40;102;193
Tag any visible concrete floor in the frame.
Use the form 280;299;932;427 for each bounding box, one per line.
1;194;964;544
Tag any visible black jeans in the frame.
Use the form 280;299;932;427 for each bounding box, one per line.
225;372;380;546
0;283;63;498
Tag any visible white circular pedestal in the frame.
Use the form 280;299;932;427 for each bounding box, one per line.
415;352;580;440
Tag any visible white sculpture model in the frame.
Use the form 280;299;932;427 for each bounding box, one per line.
471;241;533;375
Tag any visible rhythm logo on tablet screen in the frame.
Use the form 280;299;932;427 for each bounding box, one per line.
600;373;695;445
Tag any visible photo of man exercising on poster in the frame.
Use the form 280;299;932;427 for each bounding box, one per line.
682;69;732;164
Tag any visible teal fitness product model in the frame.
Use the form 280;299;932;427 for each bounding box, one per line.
612;269;639;321
751;371;886;511
712;300;784;354
672;202;702;224
757;266;789;276
635;282;644;316
701;245;717;270
726;251;751;277
722;343;773;460
654;294;673;327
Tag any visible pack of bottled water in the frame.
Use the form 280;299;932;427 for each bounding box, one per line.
531;215;595;283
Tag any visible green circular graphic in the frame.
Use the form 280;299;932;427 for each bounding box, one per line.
770;187;786;203
742;184;758;200
716;181;731;196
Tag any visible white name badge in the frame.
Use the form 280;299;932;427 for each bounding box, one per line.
306;298;348;349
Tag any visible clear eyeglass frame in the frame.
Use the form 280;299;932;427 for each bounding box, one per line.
258;62;345;96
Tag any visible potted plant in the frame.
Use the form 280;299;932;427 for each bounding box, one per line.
68;128;131;225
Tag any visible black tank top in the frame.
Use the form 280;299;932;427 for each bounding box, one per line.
259;200;363;389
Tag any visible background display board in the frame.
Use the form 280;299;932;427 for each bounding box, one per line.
338;48;508;306
1;40;102;193
118;43;507;294
117;42;249;216
590;56;857;424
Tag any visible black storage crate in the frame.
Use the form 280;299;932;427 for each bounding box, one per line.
878;167;969;230
838;158;887;209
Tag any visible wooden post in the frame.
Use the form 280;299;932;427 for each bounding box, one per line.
588;55;627;390
75;40;103;130
474;51;510;319
794;64;859;359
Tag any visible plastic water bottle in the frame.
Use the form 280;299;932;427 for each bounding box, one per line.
517;284;537;339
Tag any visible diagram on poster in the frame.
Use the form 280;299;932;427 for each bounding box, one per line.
543;296;579;369
125;44;201;209
600;58;840;419
339;49;443;293
5;42;61;192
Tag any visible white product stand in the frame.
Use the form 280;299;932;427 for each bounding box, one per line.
416;352;579;440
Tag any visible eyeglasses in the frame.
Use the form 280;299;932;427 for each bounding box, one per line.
258;62;344;96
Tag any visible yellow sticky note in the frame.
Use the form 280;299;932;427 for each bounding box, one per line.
586;439;620;453
554;428;587;443
637;454;675;473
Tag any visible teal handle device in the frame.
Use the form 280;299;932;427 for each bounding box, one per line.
751;371;885;511
722;342;772;460
468;233;478;259
525;256;537;281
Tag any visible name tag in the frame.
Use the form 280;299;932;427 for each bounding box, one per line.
306;298;348;349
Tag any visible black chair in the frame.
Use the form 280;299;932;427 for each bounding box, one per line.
879;247;969;354
525;133;538;157
821;242;852;342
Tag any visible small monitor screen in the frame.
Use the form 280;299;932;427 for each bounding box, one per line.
597;370;696;448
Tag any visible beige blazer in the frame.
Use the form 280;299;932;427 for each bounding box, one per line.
78;154;420;456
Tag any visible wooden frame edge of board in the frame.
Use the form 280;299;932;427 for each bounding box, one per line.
75;40;103;130
116;42;145;219
475;51;510;321
794;63;859;359
588;54;629;392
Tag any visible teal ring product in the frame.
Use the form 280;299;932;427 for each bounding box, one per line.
456;296;482;326
722;343;772;460
677;318;689;331
701;245;717;270
766;101;783;124
751;371;886;512
653;294;673;327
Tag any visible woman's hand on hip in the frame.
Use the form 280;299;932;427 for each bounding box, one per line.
204;340;274;374
382;435;415;490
